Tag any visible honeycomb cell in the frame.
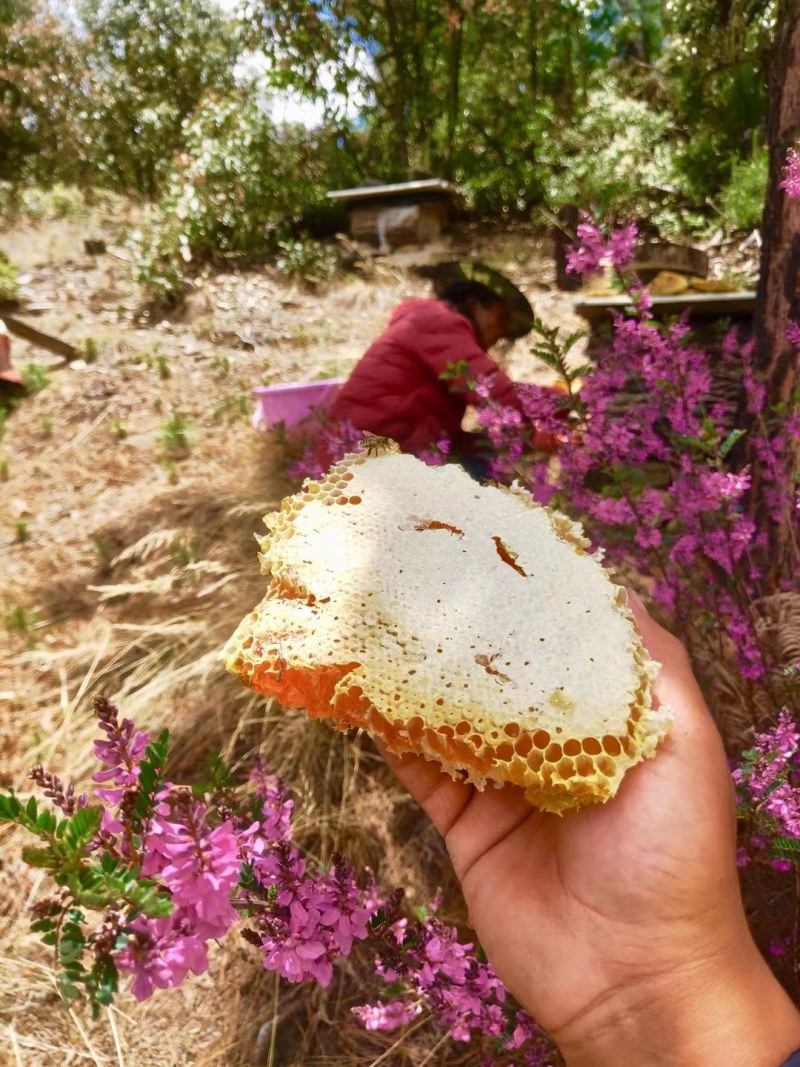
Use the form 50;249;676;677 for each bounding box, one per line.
527;750;544;772
556;758;575;780
515;735;533;757
602;736;622;757
582;737;602;756
544;743;563;763
532;730;550;750
574;755;594;777
406;716;424;741
563;738;581;757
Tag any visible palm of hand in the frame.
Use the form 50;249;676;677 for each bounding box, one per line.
384;603;742;1041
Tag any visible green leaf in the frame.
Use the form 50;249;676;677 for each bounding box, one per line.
57;980;82;1001
60;941;84;962
36;809;57;834
773;836;800;854
0;794;21;821
21;845;60;869
718;428;747;459
64;806;103;848
30;918;56;933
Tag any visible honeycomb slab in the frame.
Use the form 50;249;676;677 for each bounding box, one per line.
224;446;671;812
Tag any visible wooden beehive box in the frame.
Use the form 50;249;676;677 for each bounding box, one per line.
327;179;458;252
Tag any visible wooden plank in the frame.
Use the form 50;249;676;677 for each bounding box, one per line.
573;290;757;325
328;178;457;202
2;315;78;360
628;243;709;279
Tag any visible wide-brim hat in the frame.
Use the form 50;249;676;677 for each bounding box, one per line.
424;261;534;340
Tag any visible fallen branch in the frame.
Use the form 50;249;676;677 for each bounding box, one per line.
2;315;78;361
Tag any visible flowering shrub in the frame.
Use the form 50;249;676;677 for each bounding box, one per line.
6;692;800;1058
1;696;553;1065
470;216;799;702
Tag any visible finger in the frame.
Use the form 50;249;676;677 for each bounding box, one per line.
445;781;543;885
624;589;729;788
376;742;476;836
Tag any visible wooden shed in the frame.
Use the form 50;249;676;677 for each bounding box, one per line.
327;179;459;252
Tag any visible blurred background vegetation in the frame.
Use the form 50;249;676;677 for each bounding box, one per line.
0;0;780;289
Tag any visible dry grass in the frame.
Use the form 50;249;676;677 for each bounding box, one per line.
6;212;787;1063
1;219;580;1065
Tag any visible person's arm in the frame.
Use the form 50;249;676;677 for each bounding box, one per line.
412;315;522;409
382;593;800;1066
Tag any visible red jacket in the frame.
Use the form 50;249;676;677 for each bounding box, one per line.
328;299;524;455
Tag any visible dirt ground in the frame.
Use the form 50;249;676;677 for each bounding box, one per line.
0;210;594;1066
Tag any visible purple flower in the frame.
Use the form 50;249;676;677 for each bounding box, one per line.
786;320;800;347
115;914;209;1001
143;812;239;939
780;149;800;201
92;719;150;806
353;999;423;1031
566;219;607;275
607;221;638;269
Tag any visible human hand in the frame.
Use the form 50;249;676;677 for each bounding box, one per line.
383;592;800;1066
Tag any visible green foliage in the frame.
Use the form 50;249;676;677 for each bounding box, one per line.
146;345;171;379
663;0;774;192
543;87;685;221
159;410;192;455
79;337;100;363
78;0;241;198
132;92;348;297
18;183;88;219
3;603;38;632
0;250;19;300
0;0;782;254
0;1;87;185
528;317;589;397
0;785;171;1016
21;362;51;395
276;236;335;283
717;147;768;232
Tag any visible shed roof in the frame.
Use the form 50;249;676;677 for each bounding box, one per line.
327;179;458;203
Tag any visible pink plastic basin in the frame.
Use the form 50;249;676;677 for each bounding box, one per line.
252;379;345;433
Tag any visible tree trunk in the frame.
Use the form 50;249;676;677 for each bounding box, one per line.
444;5;463;180
753;0;800;411
749;0;800;564
383;0;411;175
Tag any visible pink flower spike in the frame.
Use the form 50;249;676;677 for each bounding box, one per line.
780;148;800;201
786;320;800;348
608;221;638;269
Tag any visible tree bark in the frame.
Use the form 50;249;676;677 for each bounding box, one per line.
749;0;800;560
753;0;800;406
444;4;464;179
